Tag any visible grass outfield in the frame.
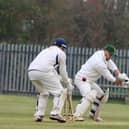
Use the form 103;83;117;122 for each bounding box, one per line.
0;94;129;129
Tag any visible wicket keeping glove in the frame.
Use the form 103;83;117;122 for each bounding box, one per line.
67;79;74;95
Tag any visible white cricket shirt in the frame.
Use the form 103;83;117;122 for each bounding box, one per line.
28;46;69;84
76;50;118;82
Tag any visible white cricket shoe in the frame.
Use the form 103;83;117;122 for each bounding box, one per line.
89;114;103;122
34;115;43;122
73;115;84;121
49;114;66;123
95;117;103;122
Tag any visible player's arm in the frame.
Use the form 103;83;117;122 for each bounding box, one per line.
107;59;120;76
58;52;74;94
96;63;122;85
107;59;129;82
58;53;69;83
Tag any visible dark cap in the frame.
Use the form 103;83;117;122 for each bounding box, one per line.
104;44;117;56
54;37;68;48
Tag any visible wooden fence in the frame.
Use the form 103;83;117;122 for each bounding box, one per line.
0;43;129;99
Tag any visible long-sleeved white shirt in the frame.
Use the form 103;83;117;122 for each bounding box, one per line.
28;46;69;84
76;50;118;82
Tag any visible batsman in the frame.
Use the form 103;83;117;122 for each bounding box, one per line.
73;44;128;121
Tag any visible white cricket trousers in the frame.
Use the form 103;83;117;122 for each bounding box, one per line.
28;70;64;116
75;79;104;98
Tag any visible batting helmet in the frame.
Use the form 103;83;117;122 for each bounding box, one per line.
54;38;68;48
104;44;117;56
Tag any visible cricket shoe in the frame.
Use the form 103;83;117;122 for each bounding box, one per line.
73;115;84;121
95;117;103;122
34;115;43;122
89;114;103;122
49;114;66;123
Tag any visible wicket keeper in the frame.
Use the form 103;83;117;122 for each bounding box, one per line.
28;37;73;123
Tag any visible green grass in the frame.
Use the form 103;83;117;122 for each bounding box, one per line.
0;94;129;129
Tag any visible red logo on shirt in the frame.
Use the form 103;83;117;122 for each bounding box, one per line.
82;77;87;81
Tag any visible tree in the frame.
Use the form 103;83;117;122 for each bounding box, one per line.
0;0;129;48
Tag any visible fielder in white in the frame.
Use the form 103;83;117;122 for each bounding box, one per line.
28;37;73;123
73;44;126;121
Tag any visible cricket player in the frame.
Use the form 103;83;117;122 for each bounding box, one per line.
28;37;74;123
73;44;125;122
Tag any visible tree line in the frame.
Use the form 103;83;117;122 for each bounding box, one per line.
0;0;129;48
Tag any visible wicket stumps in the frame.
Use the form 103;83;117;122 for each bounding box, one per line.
63;94;74;120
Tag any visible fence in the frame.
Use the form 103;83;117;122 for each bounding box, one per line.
0;43;129;99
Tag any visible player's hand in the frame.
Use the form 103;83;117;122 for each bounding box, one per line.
67;83;74;95
114;78;123;85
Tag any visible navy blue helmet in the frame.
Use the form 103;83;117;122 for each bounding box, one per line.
54;38;68;48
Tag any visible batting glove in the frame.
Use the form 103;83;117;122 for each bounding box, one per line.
117;73;129;81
